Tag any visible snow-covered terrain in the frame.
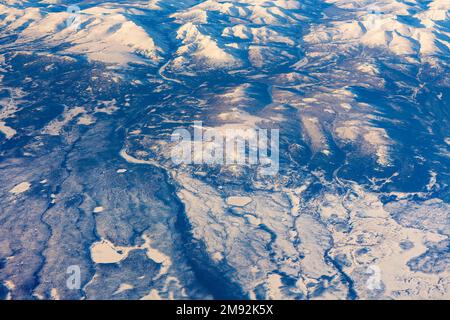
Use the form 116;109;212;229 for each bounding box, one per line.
0;0;448;300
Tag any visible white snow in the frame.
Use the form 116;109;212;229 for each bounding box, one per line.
0;4;164;66
9;182;31;194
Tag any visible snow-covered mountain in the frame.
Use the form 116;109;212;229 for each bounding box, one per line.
0;0;449;300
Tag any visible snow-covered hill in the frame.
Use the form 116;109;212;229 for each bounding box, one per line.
0;0;448;301
308;0;449;57
0;2;166;65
